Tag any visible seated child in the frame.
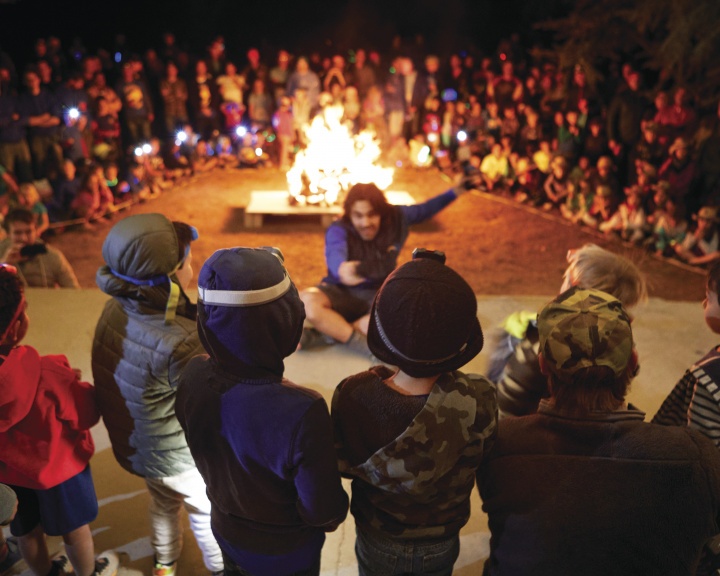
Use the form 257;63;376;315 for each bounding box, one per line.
599;185;647;243
582;184;617;228
332;250;497;575
650;195;687;256
559;181;586;224
543;155;571;208
0;266;119;576
14;184;49;237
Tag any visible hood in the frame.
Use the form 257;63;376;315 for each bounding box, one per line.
96;213;192;316
197;247;305;378
0;347;41;432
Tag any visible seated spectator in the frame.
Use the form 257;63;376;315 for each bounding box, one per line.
124;161;153;202
599;184;647;243
13;183;48;237
649;195;687;256
487;244;646;417
192;140;219;173
510;157;543;206
583;184;617;229
675;205;720;266
332;251;497;576
532;139;553;174
103;162;129;203
0;208;79;287
543;155;571;208
559;181;588;224
479;286;720;576
480;142;510;193
71;166;113;228
91;97;121;162
589;155;621;199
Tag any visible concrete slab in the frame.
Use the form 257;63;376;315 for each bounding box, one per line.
9;288;714;575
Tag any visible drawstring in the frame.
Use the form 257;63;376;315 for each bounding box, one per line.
110;267;182;324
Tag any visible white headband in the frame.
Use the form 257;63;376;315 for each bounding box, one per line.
198;274;291;307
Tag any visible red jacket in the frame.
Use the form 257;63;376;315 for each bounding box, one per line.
0;346;98;489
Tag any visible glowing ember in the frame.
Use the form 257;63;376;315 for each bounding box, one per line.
287;104;394;205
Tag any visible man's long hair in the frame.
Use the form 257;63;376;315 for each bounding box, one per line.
342;183;394;223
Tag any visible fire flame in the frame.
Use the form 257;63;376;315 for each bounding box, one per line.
287;104;394;205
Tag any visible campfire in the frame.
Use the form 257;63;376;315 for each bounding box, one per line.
286;104;394;206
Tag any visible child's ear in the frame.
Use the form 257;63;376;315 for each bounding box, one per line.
1;320;19;347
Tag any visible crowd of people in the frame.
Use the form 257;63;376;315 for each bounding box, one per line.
2;26;720;576
2;31;720;263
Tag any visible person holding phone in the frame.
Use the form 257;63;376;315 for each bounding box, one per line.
0;208;79;288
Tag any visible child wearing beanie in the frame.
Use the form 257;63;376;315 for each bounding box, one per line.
331;249;497;575
176;247;348;576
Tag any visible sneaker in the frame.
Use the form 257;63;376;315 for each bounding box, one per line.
344;330;370;356
93;550;120;576
52;555;73;574
298;327;334;350
152;560;177;576
0;537;22;575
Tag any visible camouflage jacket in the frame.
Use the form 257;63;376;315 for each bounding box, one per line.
332;366;497;540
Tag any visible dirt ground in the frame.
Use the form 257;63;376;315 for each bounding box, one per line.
49;165;706;302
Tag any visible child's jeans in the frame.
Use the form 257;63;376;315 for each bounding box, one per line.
145;467;223;572
355;526;459;576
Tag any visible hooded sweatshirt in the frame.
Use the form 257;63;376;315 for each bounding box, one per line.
176;248;348;567
0;346;98;489
332;365;497;540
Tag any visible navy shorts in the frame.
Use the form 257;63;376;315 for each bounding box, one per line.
317;283;378;323
9;465;98;537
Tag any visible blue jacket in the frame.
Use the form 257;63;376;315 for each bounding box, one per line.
322;189;458;289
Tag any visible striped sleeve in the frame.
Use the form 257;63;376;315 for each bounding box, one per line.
652;360;720;449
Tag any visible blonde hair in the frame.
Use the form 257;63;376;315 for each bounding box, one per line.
564;244;648;308
18;183;40;206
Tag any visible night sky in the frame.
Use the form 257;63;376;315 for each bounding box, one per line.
0;0;569;67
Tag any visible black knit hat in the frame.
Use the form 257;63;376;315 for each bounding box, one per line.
367;251;483;377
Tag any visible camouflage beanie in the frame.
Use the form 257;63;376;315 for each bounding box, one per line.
538;287;633;380
367;251;483;378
